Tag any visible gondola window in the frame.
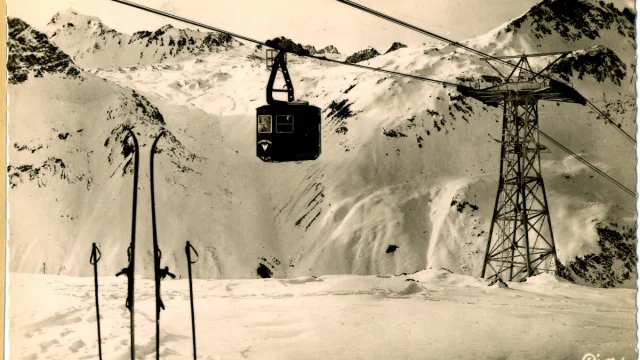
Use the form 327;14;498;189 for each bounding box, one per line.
258;115;272;133
276;115;294;133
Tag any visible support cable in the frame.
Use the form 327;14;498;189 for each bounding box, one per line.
111;0;457;87
539;130;636;198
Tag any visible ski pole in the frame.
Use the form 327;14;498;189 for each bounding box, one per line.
90;243;103;360
185;241;199;360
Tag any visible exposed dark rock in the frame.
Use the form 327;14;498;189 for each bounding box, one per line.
385;42;407;54
8;17;82;84
345;47;380;63
265;37;312;56
551;45;627;85
257;263;272;278
564;225;636;288
386;245;400;254
506;0;635;40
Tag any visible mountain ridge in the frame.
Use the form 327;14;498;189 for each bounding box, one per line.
45;9;239;69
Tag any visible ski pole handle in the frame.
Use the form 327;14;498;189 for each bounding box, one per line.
185;241;199;264
90;243;102;265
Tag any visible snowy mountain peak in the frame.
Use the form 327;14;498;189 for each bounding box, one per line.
317;45;340;54
43;10;239;69
345;47;380;63
48;8;82;25
47;8;116;37
8;17;82;84
385;42;408;54
505;0;635;41
466;0;635;66
303;45;318;55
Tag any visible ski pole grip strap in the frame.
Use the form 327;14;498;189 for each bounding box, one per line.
90;243;101;264
185;241;199;264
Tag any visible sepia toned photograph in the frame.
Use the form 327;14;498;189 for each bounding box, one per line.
4;0;638;359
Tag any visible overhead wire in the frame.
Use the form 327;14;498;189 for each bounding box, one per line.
111;0;634;197
111;0;458;87
539;130;637;198
585;98;636;144
114;0;635;144
337;0;636;144
336;0;523;72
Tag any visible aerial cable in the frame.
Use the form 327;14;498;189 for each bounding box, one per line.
111;0;634;166
538;130;636;198
338;0;636;145
111;0;457;87
585;99;636;144
337;0;569;82
336;0;524;71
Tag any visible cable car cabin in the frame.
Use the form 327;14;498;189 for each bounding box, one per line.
257;102;321;162
256;49;321;163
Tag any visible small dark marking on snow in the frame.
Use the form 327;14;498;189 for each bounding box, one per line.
257;263;272;278
386;245;400;254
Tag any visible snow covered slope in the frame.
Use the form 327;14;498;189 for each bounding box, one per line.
8;270;637;359
7;18;231;279
7;0;637;288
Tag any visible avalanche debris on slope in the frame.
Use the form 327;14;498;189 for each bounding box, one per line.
563;225;637;288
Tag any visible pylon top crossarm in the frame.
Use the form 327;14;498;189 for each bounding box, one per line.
488;51;573;60
485;52;572;84
457;79;587;107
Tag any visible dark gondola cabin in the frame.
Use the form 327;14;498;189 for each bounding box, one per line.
256;50;321;162
257;102;321;162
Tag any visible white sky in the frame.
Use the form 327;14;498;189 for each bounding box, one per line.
8;0;546;54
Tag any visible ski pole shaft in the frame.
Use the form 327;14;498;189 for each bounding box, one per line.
185;241;199;360
90;243;103;360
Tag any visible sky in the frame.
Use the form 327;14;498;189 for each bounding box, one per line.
7;0;545;54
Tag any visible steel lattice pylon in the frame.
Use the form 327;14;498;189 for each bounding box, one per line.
457;54;587;282
482;98;558;281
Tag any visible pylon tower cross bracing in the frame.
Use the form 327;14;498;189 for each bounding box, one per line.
457;54;587;282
